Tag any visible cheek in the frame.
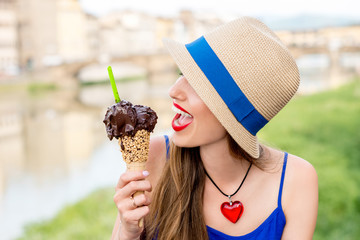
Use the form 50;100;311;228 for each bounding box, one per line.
172;120;226;147
180;106;227;147
197;114;227;142
171;94;227;147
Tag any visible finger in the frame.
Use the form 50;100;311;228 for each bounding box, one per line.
113;181;152;205
119;180;152;199
117;170;149;189
130;196;138;209
121;206;150;223
114;193;151;215
132;193;151;208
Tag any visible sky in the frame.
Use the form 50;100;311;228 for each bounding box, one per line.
79;0;360;18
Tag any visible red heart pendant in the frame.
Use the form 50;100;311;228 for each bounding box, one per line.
220;201;244;223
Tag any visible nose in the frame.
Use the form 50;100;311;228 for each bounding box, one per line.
168;76;186;101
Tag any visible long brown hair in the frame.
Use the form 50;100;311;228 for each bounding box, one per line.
145;134;262;240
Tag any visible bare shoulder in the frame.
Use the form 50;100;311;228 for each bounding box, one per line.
281;153;318;239
261;148;317;199
146;135;168;186
285;153;318;189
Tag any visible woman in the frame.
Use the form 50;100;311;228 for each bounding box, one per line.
112;16;318;240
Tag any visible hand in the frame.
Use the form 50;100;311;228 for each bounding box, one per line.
114;170;152;240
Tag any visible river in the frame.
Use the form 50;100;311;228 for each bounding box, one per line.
0;53;359;239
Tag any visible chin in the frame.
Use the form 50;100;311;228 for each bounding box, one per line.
171;134;198;148
174;132;229;149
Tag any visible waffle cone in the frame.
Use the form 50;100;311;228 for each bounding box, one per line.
118;129;150;228
118;129;150;165
126;161;146;227
126;161;147;171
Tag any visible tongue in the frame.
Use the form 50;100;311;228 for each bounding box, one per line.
178;114;193;126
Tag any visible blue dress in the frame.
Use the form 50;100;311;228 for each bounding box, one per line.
163;135;288;240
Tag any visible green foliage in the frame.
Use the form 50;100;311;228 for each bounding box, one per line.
260;78;360;240
19;79;360;239
80;75;145;86
18;188;117;240
0;82;57;95
27;83;58;94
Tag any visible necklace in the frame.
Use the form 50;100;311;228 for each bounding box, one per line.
204;163;252;223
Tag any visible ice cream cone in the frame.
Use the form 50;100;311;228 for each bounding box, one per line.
126;161;147;171
119;129;150;165
118;129;150;228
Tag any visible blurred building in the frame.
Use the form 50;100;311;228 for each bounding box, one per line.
2;0;359;77
56;0;89;63
0;0;18;76
17;0;89;70
177;10;223;42
154;17;175;52
96;10;224;60
85;13;100;61
98;10;158;59
276;25;360;50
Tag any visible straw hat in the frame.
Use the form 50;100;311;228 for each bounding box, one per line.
163;16;300;158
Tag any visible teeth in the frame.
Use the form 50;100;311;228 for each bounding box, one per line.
172;105;192;117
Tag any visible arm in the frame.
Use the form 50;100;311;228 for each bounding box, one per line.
111;214;121;240
112;171;151;240
281;154;318;240
111;135;167;240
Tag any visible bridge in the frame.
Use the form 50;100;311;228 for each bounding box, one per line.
21;44;360;87
27;52;177;87
289;45;360;59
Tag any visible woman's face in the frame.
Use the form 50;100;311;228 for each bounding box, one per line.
168;75;227;147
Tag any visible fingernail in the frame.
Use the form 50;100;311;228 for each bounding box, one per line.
143;170;149;177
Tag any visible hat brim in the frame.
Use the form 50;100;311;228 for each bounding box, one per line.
163;38;260;158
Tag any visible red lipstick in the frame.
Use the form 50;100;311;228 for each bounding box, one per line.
171;103;193;132
173;103;191;115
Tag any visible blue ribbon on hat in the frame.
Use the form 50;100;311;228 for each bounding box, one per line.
185;36;268;136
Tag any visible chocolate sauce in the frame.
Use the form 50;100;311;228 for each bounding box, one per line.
103;100;157;140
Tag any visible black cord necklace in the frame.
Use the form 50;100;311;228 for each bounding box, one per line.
204;163;252;223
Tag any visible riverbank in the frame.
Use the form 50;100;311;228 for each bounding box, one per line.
17;188;116;240
18;78;360;240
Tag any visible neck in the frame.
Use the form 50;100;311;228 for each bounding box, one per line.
200;136;251;191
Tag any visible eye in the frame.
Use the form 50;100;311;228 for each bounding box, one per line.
179;72;183;76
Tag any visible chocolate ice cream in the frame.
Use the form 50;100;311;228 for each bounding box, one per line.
103;100;158;140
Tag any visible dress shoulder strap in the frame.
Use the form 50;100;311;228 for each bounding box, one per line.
164;135;170;160
278;152;288;207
